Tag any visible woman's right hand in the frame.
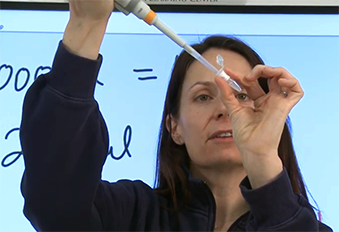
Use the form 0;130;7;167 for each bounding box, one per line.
63;0;115;59
69;0;115;24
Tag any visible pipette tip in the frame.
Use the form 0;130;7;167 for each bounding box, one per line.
218;70;242;92
227;79;242;92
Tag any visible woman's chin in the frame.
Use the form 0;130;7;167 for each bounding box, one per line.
193;155;243;170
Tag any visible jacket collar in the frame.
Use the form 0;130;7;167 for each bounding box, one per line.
182;165;249;231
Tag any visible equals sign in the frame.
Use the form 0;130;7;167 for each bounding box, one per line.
133;68;157;81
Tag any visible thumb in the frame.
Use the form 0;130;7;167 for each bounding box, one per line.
215;76;241;116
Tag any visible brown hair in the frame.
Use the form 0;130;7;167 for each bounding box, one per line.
154;35;310;211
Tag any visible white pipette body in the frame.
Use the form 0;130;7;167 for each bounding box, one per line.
154;20;242;92
182;43;242;92
114;0;242;92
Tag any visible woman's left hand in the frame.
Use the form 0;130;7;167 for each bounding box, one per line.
215;65;304;188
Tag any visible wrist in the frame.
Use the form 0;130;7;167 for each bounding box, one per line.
69;14;110;28
63;18;109;60
242;152;283;189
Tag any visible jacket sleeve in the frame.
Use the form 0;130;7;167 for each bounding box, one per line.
240;168;332;231
19;41;134;231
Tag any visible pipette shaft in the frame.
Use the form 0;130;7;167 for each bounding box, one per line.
114;0;242;92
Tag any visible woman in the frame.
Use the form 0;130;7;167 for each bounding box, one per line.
20;0;332;231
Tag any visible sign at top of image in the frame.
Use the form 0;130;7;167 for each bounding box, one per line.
1;0;339;6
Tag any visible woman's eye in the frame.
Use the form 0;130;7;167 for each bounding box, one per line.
196;94;210;102
236;93;249;101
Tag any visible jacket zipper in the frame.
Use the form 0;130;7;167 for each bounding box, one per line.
201;181;217;231
201;181;248;231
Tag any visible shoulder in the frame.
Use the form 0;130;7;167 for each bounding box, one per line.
91;180;166;230
318;221;333;232
98;179;162;203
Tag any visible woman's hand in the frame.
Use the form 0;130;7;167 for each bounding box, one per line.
69;0;115;24
215;65;304;188
63;0;115;59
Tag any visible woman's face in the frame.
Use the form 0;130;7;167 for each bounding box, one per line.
170;48;254;170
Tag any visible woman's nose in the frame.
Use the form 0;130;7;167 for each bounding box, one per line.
217;112;229;118
216;98;230;120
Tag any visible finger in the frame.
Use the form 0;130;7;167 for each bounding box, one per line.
246;65;293;81
225;68;265;101
278;77;304;97
246;65;300;95
215;76;241;116
268;76;282;94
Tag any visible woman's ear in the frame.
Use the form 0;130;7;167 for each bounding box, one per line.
166;114;184;145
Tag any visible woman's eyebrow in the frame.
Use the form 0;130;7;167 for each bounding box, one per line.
189;81;248;94
189;81;216;91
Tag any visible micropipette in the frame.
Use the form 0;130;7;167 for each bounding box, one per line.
114;0;242;92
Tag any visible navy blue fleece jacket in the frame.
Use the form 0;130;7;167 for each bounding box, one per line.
20;41;332;231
